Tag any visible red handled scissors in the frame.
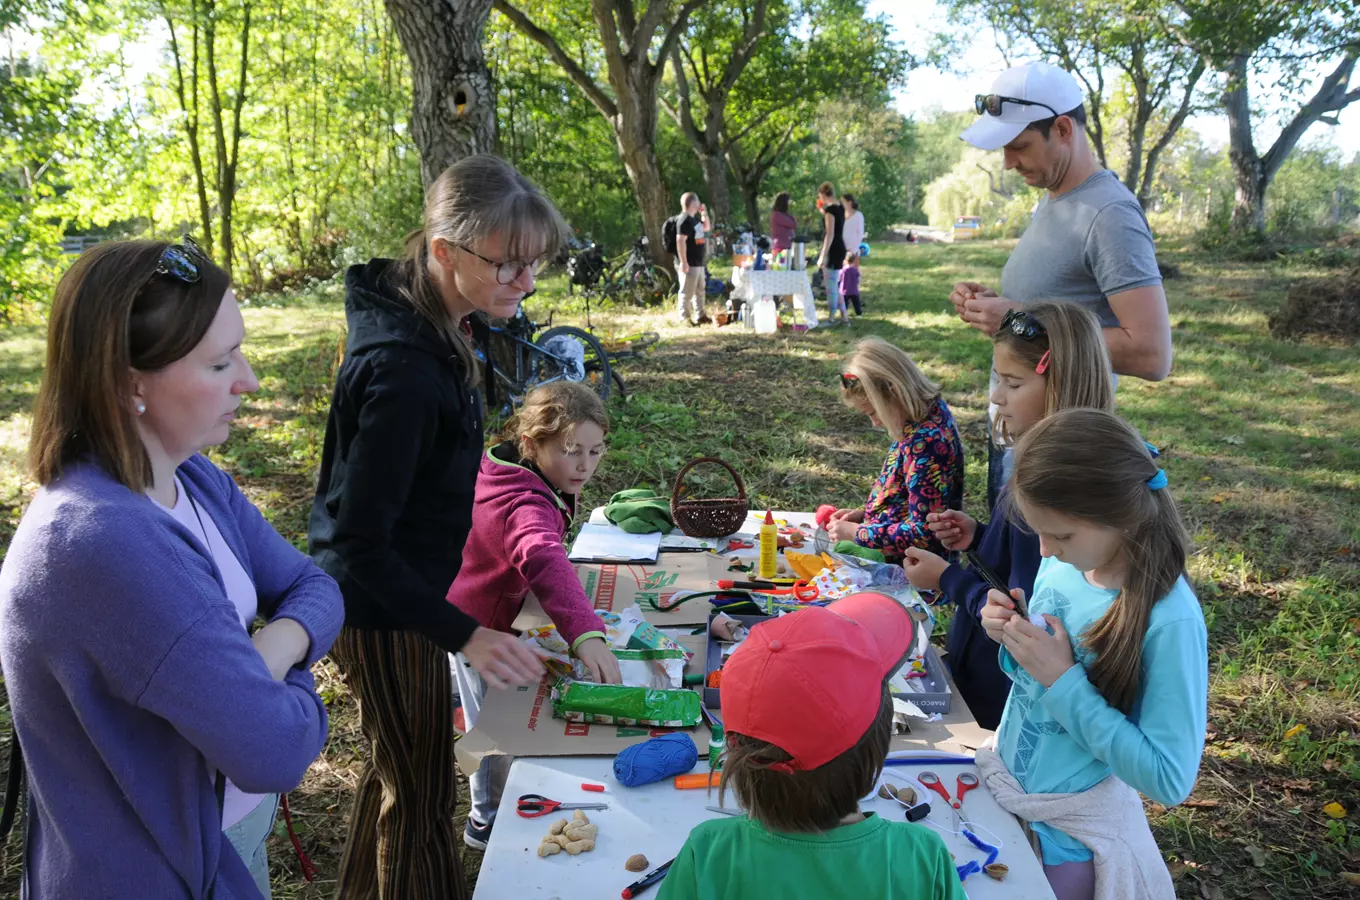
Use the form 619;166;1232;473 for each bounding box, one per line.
515;794;610;819
918;771;979;828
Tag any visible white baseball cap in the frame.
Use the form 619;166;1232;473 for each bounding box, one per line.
960;62;1086;151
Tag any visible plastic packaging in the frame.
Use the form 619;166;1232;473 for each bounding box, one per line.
551;679;702;727
753;297;778;334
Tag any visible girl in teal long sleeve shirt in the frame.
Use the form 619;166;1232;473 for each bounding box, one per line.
979;409;1208;900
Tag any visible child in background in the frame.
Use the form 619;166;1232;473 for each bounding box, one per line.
841;253;862;316
902;302;1115;730
656;593;965;900
979;409;1207;900
826;337;964;561
447;382;621;850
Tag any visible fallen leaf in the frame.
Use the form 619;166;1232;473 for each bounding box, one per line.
1323;759;1338;772
1244;844;1266;867
1199;879;1225;900
1322;801;1347;819
1283;724;1307;740
1340;872;1360;886
1184;799;1220;808
1340;546;1352;556
1200;475;1212;482
1167;860;1189;881
1211;493;1229;504
1223;435;1244;445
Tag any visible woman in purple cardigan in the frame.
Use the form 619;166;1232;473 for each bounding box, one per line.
0;240;343;899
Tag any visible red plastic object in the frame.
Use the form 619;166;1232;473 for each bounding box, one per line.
815;504;837;529
581;783;606;792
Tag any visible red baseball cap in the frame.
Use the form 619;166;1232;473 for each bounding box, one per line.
720;591;916;772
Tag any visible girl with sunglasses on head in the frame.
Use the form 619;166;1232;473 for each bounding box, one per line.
825;337;964;561
902;302;1114;730
1;240;343;898
308;155;567;899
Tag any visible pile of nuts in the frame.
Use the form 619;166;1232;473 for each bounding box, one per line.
537;810;598;857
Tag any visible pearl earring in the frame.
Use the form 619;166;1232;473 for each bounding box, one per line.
136;402;146;415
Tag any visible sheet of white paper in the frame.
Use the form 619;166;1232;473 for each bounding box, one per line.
659;534;716;551
567;523;661;563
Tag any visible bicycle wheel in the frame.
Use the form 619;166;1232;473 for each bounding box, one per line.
629;265;673;306
611;368;628;402
534;325;612;403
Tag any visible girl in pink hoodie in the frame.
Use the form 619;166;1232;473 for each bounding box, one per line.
447;381;621;847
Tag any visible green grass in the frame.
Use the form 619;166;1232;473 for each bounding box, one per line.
0;241;1357;898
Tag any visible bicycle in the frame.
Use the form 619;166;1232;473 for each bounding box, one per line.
567;236;672;307
471;306;615;418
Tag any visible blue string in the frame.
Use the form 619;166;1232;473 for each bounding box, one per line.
613;733;699;788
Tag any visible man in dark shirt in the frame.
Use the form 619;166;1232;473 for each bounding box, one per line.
675;192;710;325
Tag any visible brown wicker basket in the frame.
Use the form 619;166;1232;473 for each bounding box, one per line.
670;457;750;538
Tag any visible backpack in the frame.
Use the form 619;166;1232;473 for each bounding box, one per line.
661;215;682;256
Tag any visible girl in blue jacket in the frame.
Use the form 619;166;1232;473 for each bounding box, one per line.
904;302;1115;729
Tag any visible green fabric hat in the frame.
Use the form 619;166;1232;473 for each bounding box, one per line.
604;489;675;534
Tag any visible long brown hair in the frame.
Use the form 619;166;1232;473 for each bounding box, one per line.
395;154;569;376
840;336;941;436
1010;409;1190;714
29;240;231;491
992;301;1115;446
772;192;790;215
719;685;892;832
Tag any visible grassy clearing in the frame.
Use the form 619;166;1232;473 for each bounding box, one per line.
0;241;1356;898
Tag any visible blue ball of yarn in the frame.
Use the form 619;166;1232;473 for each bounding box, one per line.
614;733;699;787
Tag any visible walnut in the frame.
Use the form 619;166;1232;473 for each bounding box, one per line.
626;854;649;872
877;783;898;800
984;863;1009;881
896;786;917;806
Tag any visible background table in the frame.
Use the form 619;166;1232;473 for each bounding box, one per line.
729;266;819;328
473;755;1056;900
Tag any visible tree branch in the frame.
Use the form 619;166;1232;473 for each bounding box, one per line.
718;0;767;95
494;0;618;120
656;0;712;74
1261;48;1360;182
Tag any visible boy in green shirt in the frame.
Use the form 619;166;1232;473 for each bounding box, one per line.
656;592;966;900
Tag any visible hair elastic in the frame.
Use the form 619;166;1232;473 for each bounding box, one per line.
1146;469;1168;491
1035;349;1051;375
1143;441;1160;458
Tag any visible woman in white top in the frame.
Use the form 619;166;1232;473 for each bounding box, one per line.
841;193;866;256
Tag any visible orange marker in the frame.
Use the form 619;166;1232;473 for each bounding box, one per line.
674;771;722;790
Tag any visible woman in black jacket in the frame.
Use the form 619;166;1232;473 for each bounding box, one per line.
310;155;564;900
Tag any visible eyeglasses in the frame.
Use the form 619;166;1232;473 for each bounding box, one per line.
974;94;1061;120
152;238;207;285
456;244;547;286
999;308;1047;341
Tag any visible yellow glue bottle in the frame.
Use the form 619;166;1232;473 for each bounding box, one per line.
758;509;778;581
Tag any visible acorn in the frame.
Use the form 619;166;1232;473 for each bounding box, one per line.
984;863;1009;881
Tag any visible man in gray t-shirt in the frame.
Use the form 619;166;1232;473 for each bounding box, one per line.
951;61;1173;505
950;61;1172;383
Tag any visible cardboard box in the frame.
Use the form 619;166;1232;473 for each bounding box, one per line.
895;645;953;714
512;552;729;630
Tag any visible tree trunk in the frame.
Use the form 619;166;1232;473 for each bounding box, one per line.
494;0;713;263
613;62;670;257
701;150;730;224
384;0;496;186
1223;55;1265;236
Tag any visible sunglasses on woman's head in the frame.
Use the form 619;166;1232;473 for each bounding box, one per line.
152;238;207;285
840;373;861;391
